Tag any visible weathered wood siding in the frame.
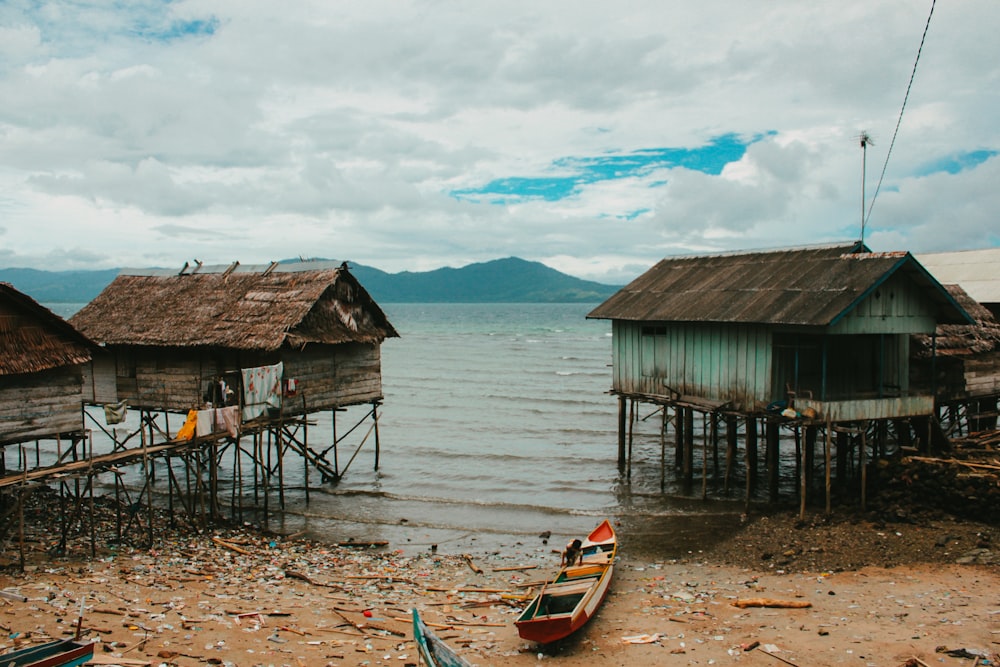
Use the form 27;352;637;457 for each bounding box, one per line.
830;272;939;335
0;366;85;445
796;395;934;422
82;351;117;404
87;344;384;413
612;320;772;410
282;343;383;411
917;351;1000;402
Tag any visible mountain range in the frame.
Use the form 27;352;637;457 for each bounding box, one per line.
0;257;622;304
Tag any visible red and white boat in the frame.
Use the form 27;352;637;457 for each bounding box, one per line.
515;519;617;644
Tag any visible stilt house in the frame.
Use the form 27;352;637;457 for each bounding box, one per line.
587;244;974;423
0;283;94;446
69;261;398;420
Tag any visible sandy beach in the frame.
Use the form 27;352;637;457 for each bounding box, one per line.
0;514;997;667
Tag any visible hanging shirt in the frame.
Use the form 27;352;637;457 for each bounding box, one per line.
103;400;128;425
176;410;198;441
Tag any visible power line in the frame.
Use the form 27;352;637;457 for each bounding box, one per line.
863;0;936;232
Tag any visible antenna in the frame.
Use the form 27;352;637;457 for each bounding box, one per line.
858;131;874;243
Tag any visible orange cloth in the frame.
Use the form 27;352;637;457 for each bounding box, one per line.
176;410;198;441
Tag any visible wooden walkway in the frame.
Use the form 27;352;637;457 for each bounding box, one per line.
0;403;381;566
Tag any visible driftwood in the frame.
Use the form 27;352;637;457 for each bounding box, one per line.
907;456;1000;472
492;564;538;572
731;598;812;609
462;554;483;574
284;570;344;590
212;537;252;555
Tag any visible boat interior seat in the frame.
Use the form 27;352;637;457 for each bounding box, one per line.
564;564;604;578
581;550;613;564
542;579;595;596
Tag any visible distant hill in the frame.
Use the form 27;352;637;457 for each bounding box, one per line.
0;267;120;305
0;257;621;305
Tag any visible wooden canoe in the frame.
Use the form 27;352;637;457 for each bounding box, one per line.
0;639;94;667
514;519;617;644
412;608;473;667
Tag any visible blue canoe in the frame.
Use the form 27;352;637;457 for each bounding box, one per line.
0;638;94;667
412;608;473;667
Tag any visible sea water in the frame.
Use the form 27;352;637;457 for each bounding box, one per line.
48;302;749;557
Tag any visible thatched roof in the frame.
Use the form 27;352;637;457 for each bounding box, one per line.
70;262;398;351
588;243;973;327
912;284;1000;358
0;282;93;375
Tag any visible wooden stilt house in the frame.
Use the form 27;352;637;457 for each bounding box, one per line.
69;261;398;423
587;243;974;424
0;283;94;446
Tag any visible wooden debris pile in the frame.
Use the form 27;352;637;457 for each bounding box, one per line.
875;429;1000;525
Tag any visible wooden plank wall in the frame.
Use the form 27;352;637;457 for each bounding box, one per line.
85;343;385;414
612;321;771;410
0;366;85;445
283;343;383;411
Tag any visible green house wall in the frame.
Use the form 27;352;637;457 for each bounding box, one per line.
608;272;941;413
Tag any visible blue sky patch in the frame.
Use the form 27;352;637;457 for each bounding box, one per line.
132;17;219;42
916;149;997;176
452;133;759;204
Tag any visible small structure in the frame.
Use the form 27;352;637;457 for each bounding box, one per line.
0;283;96;564
0;283;93;447
71;261;397;418
912;284;1000;435
66;260;398;536
587;243;974;506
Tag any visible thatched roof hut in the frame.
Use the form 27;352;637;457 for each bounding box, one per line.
1;283;94;445
70;261;398;414
0;283;92;376
71;261;397;351
911;284;1000;405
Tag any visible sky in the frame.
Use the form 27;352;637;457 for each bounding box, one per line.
1;1;998;284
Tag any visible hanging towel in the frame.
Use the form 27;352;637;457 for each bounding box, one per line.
176;410;198;441
218;405;241;437
103;400;128;425
196;408;215;438
241;362;283;421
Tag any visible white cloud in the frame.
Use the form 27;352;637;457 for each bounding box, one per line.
0;0;997;282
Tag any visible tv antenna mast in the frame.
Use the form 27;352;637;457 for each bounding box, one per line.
859;131;874;244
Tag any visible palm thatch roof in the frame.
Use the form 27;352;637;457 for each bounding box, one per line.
70;262;398;351
0;282;93;375
588;243;973;327
913;284;1000;358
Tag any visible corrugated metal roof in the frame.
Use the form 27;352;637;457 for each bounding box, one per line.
915;248;1000;304
70;263;398;351
588;244;973;326
0;283;93;375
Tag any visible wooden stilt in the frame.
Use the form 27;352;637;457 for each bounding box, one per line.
659;405;667;493
766;420;780;503
626;399;635;482
824;417;832;515
617;395;627;471
724;415;737;494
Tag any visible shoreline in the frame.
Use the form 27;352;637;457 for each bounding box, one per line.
0;512;997;667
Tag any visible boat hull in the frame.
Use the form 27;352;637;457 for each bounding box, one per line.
412;608;472;667
515;519;617;644
0;639;94;667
